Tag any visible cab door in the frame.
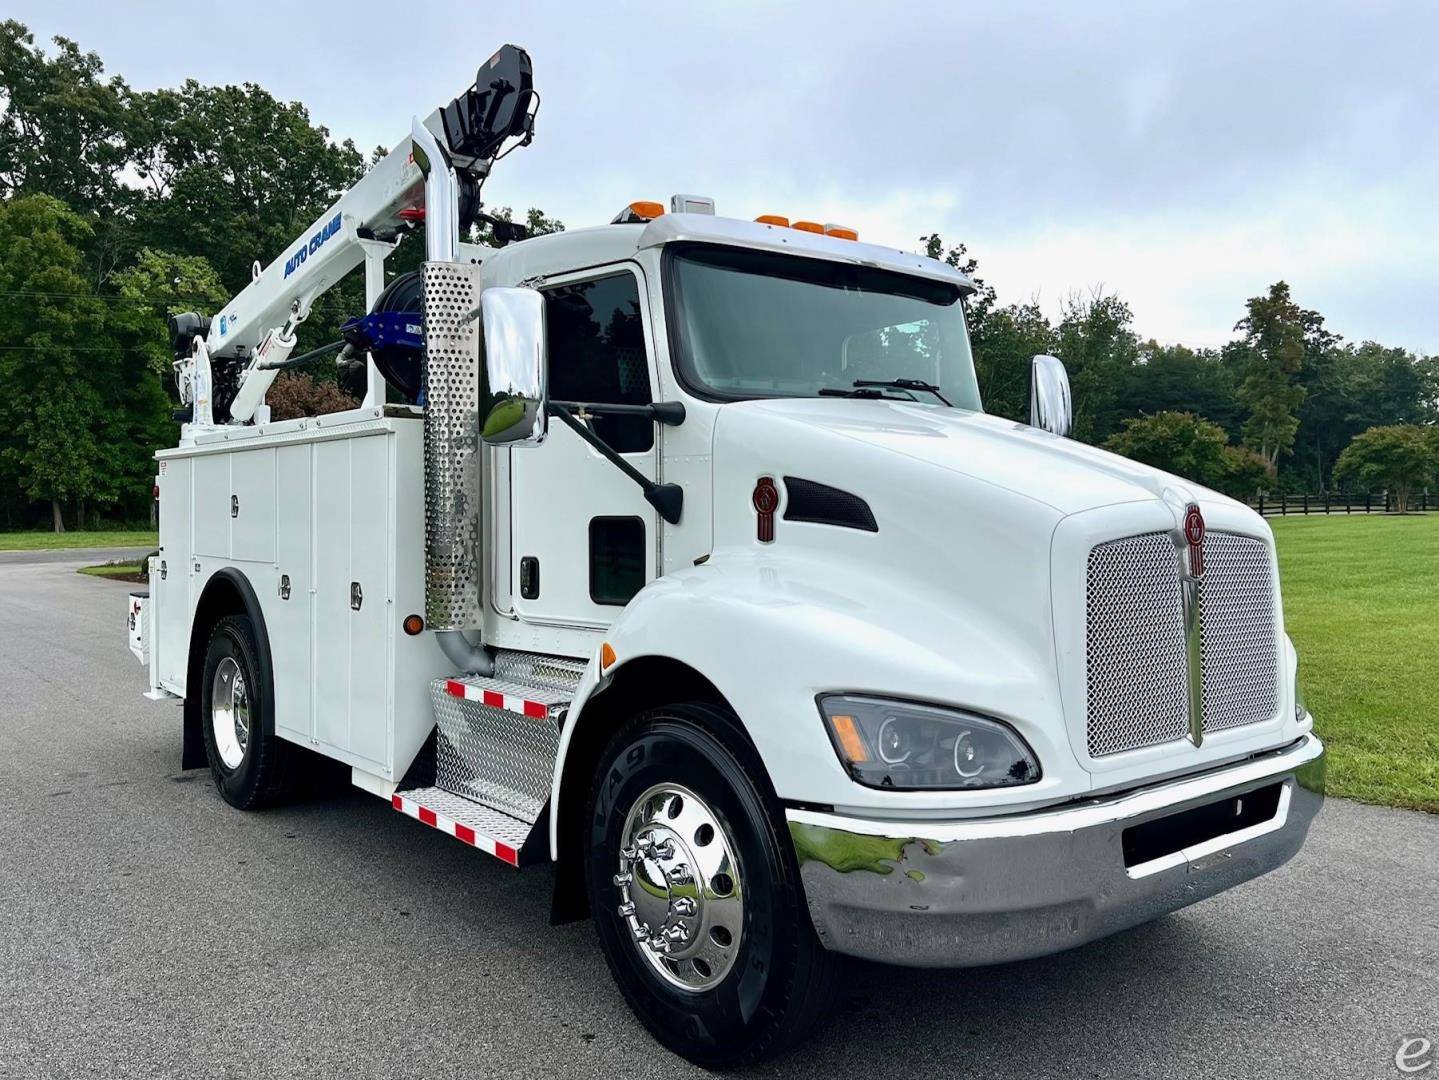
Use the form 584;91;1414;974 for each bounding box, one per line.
508;265;659;628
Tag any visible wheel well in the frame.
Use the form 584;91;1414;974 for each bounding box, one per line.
549;656;729;924
181;570;272;770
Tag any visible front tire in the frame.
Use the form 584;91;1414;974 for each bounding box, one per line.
584;702;839;1067
199;614;295;809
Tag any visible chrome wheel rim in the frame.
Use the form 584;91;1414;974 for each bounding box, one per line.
211;656;250;769
614;783;743;992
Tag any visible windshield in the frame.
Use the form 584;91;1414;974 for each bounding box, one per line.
665;243;982;410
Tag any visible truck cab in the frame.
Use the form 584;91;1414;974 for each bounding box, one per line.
135;50;1324;1068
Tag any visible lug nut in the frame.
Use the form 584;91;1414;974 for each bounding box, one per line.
613;872;632;887
672;897;697;917
617;901;635;917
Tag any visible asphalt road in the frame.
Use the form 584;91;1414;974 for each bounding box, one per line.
0;546;152;567
2;554;1435;1079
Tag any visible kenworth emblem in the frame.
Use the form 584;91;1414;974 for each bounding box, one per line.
1178;501;1206;746
1183;503;1206;579
753;477;779;543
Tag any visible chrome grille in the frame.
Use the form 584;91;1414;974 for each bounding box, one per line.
1199;533;1278;732
1084;529;1279;757
1085;533;1190;757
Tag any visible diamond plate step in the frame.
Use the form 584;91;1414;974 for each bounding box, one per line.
492;649;588;694
392;786;540;868
431;672;574;824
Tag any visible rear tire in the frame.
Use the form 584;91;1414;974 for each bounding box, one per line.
583;701;839;1067
199;614;295;809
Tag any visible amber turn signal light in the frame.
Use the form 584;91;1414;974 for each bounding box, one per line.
402;614;425;636
829;714;870;763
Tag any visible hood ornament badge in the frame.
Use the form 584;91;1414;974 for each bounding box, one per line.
753;477;779;543
1177;501;1206;747
1182;503;1206;580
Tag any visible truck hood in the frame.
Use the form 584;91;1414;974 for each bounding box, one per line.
700;397;1287;810
729;397;1217;516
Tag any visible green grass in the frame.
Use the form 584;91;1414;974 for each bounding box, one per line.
1271;514;1439;813
0;530;157;551
77;561;147;579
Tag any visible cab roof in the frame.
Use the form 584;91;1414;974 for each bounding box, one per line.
480;213;977;292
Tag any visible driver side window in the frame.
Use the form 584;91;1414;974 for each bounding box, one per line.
543;272;653;454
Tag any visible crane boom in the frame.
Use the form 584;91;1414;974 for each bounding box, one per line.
172;44;537;433
207;125;431;363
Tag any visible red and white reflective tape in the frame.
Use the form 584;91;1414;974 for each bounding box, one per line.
391;793;519;867
444;679;552;719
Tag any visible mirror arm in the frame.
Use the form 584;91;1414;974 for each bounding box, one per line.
546;403;684;524
549;399;686;427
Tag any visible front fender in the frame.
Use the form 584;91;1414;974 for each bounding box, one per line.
550;548;1078;857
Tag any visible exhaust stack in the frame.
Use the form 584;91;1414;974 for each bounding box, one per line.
414;117;493;674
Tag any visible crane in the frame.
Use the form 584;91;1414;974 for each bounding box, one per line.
169;44;537;439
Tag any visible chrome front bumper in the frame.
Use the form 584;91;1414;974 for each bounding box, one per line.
788;733;1325;967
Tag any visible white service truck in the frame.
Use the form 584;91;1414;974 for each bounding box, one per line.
130;46;1326;1066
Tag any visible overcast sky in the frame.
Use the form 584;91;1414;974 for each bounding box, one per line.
13;1;1438;353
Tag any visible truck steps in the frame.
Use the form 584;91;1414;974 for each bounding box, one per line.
391;786;537;867
431;673;572;822
392;657;586;868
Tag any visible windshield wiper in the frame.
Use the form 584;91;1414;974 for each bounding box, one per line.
818;386;887;399
852;378;952;406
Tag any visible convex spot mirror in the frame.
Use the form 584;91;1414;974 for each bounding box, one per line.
1029;353;1073;437
480;287;547;447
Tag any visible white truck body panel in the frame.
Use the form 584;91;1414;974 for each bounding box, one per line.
153;408;450;780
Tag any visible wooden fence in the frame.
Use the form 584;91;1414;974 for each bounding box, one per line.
1251;491;1432;516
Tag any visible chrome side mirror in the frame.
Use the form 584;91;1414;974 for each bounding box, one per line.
479;287;547;447
1029;354;1073;437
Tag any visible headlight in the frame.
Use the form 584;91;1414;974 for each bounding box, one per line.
819;695;1040;790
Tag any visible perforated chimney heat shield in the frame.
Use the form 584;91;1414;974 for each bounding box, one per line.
422;260;485;631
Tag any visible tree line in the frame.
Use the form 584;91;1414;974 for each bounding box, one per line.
1;21;1435;530
921;236;1439;503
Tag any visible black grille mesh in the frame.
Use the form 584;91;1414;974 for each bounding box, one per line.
782;477;878;532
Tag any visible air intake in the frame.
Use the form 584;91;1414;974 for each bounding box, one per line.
782;477;878;533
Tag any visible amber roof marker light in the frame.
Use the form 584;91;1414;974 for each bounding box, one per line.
610;200;665;224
